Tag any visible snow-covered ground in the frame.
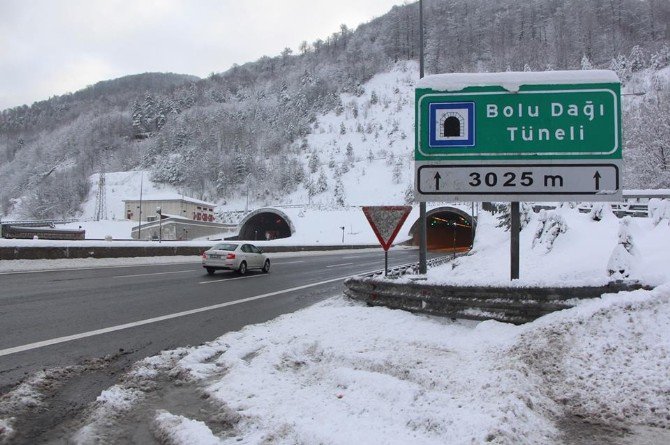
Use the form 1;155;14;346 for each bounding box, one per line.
69;287;670;445
2;205;669;444
424;204;670;288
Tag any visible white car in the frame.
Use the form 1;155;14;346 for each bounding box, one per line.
202;242;270;275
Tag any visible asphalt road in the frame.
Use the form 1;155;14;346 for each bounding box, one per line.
0;248;422;396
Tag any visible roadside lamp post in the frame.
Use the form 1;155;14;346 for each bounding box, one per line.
156;207;162;243
451;222;456;260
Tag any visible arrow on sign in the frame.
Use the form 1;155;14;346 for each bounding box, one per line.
593;171;601;190
434;172;442;191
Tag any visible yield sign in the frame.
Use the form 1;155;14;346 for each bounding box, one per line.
362;206;412;251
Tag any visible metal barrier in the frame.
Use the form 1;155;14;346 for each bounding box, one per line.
344;258;650;324
359;255;454;279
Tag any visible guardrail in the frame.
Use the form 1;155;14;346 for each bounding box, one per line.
358;255;455;279
344;258;650;324
0;243;382;260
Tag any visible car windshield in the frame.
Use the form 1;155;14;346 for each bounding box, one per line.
211;243;238;251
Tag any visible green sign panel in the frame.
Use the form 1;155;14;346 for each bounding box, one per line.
415;83;621;161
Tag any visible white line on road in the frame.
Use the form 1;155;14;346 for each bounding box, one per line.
198;275;267;285
0;273;360;358
114;270;194;278
273;260;305;265
325;262;355;268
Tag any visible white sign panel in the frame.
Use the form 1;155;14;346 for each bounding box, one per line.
416;162;620;202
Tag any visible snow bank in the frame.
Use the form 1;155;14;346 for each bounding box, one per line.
152;411;222;445
71;285;670;444
425;206;670;287
511;284;670;429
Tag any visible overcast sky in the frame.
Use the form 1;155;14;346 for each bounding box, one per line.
0;0;406;110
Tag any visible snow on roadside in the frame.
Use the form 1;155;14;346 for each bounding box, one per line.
72;386;145;444
425;206;670;287
152;411;222;445
67;286;670;444
510;284;670;429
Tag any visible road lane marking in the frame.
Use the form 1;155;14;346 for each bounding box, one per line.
273;260;305;265
0;273;364;358
198;275;267;285
114;270;194;278
325;262;355;268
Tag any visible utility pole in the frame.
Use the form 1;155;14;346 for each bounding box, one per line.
157;206;162;243
418;0;427;274
138;171;144;240
94;168;107;221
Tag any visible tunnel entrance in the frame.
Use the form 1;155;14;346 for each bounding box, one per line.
238;210;292;241
410;208;475;253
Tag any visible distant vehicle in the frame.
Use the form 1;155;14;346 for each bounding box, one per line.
202;242;270;275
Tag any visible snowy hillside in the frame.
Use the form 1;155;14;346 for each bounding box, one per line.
70;62;419;218
296;62;417;207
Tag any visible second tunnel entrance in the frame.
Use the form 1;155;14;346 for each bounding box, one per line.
410;207;475;253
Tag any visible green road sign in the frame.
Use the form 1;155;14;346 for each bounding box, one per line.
414;71;622;201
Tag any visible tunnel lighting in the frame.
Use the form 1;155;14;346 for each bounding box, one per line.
431;216;471;227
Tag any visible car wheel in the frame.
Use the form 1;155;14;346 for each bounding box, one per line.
262;259;271;273
206;267;215;276
238;261;247;275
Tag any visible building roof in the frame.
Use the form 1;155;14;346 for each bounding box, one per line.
122;194;217;207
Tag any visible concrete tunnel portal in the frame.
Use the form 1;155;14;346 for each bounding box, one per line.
409;207;476;253
237;208;294;241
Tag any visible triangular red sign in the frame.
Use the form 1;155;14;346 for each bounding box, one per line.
362;206;413;251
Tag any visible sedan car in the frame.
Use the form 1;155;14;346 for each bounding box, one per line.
202;242;270;275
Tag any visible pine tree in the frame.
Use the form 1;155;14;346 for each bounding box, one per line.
392;161;403;184
334;178;345;206
131;101;144;137
346;143;354;161
316;169;328;193
308;151;320;173
580;54;594;70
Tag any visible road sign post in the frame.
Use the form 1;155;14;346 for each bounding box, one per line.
414;71;622;279
362;206;413;276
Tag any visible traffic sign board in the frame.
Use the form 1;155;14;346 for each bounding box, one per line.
414;71;622;201
362;206;412;251
416;162;620;201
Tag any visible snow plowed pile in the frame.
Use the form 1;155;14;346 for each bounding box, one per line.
511;285;670;429
60;286;670;445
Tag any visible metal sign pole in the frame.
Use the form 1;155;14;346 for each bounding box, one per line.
385;250;389;277
418;0;427;274
510;202;520;280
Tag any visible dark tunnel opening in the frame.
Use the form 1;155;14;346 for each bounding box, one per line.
238;212;292;241
411;209;475;253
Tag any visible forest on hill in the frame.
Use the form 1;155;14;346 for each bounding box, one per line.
1;0;668;219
